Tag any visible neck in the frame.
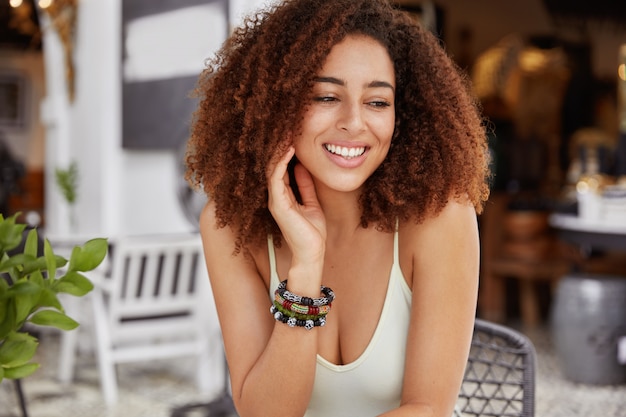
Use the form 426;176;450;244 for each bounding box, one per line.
315;184;364;242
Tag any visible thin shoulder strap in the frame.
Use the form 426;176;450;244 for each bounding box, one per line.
267;235;280;295
394;219;400;265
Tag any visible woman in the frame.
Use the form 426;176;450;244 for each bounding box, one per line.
186;0;490;415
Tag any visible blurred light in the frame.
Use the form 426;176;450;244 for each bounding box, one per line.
619;64;626;81
519;49;548;72
576;180;590;193
38;0;53;9
9;0;23;7
25;211;42;228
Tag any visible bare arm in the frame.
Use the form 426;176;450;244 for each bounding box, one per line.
200;147;327;417
379;200;480;417
200;203;317;417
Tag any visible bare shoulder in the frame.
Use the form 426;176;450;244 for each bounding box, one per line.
199;200;222;240
400;198;478;248
199;201;251;255
398;198;479;288
199;200;269;287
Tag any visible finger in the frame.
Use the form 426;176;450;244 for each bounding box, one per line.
267;147;296;212
267;146;295;183
294;163;320;208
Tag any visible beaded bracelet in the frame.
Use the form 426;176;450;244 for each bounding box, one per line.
274;292;332;316
271;280;334;330
276;280;335;307
270;305;327;330
272;301;324;321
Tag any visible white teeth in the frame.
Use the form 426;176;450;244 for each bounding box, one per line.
325;144;366;159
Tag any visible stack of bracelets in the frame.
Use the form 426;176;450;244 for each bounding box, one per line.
270;279;335;330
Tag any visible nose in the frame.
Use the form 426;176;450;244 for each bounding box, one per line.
336;102;365;135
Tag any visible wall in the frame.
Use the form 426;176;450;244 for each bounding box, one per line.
40;0;233;238
3;0;268;234
38;0;270;239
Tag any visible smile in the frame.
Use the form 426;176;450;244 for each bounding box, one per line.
324;144;366;159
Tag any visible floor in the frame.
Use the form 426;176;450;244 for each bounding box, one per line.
522;324;625;417
1;323;625;417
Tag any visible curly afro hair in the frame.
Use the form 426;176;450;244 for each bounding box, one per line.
186;0;491;253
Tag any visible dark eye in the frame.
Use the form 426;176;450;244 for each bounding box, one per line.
313;96;338;103
368;100;391;108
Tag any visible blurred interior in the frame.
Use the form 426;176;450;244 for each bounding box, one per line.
1;0;626;413
2;0;626;325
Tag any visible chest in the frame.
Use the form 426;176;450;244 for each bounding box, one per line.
271;233;398;365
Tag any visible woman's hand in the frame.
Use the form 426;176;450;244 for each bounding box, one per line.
267;146;326;274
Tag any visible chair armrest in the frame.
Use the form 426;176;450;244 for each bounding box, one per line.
88;266;113;293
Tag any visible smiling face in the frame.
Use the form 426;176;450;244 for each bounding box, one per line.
293;34;396;196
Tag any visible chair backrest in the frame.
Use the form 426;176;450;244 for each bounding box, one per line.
457;318;536;417
105;234;208;343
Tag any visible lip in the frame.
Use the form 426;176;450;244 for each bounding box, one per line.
323;142;370;168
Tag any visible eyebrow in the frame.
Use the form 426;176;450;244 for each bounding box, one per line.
314;76;395;93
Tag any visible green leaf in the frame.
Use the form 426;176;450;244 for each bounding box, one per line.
30;269;44;287
55;161;79;204
54;255;69;269
8;278;41;297
0;299;16;340
0;214;26;253
7;280;40;297
36;287;63;311
24;228;39;258
3;362;39;380
0;332;38;367
0;253;34;274
15;294;42;326
0;299;7;332
0;280;9;325
21;255;67;276
44;239;56;281
54;271;94;296
29;310;79;331
68;238;108;272
0;276;8;296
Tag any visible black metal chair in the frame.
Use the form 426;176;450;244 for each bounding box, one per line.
457;318;536;417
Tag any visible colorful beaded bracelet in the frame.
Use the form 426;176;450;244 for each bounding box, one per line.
274;292;331;316
272;301;324;321
270;280;334;330
276;280;335;307
270;305;327;330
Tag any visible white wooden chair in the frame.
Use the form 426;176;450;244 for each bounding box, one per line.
59;233;216;405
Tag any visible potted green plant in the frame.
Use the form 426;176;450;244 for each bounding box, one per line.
54;161;79;232
0;212;107;412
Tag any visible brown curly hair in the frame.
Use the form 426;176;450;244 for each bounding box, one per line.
186;0;490;253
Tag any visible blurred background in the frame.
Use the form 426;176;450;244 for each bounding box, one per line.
1;0;625;416
0;0;624;246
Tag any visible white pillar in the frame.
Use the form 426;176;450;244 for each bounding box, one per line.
39;11;74;236
71;0;123;237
